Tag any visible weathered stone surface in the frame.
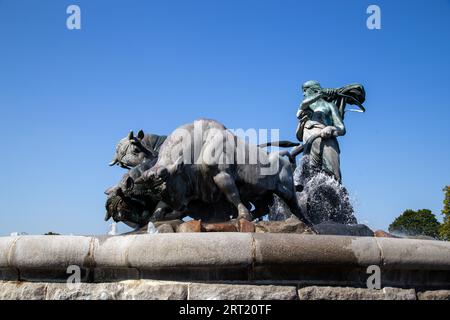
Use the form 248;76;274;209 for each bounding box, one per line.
46;283;121;300
177;220;202;233
121;280;188;300
9;236;93;270
417;290;450;300
347;236;382;266
239;219;255;232
188;283;298;300
255;217;311;234
298;286;384;300
298;286;416;300
0;237;16;268
254;234;381;266
156;224;174;233
375;237;450;270
202;222;238;232
383;287;416;300
252;235;381;284
314;222;374;237
3;280;450;300
0;281;47;300
93;236;131;267
127;233;253;269
0;280;188;300
2;234;450;288
0;237;19;280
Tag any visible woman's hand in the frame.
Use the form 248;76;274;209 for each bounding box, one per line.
320;126;335;138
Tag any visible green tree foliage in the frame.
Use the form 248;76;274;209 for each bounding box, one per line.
439;186;450;241
388;209;440;238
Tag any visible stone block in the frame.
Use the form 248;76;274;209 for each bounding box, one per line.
156;224;174;233
298;286;416;300
239;219;255;232
298;286;385;300
120;280;188;300
9;236;93;270
375;237;450;270
0;281;47;300
127;233;253;270
0;237;17;268
177;220;202;233
45;282;121;300
253;234;381;266
92;235;132;268
383;287;416;300
202;222;238;232
314;222;374;237
255;218;311;234
417;290;450;300
188;283;298;300
154;220;184;228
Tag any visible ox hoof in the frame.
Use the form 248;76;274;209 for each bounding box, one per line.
237;204;252;221
237;212;252;221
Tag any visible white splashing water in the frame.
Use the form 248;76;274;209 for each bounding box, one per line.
269;156;357;224
107;222;118;236
147;222;159;234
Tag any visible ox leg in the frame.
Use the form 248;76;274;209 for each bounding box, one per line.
275;184;313;227
213;172;252;221
151;201;184;222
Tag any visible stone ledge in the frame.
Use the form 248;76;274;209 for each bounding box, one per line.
297;286;417;300
0;280;448;300
188;283;298;300
0;234;450;288
417;290;450;300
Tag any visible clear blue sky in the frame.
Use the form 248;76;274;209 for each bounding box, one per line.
0;0;449;235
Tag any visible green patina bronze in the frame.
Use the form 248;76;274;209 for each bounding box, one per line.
295;80;365;182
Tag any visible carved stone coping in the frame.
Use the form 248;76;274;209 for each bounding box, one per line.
1;234;449;289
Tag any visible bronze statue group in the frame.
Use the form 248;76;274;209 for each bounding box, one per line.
105;81;366;233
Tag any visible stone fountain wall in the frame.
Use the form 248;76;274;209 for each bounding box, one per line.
1;233;449;300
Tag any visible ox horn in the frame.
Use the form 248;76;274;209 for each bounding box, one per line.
109;156;119;166
168;156;183;173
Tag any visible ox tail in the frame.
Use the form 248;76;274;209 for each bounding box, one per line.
302;133;321;155
257;135;325;166
258;134;324;165
303;131;342;155
258;140;300;148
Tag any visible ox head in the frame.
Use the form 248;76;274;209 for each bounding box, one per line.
109;130;157;169
134;157;189;211
104;186;151;228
